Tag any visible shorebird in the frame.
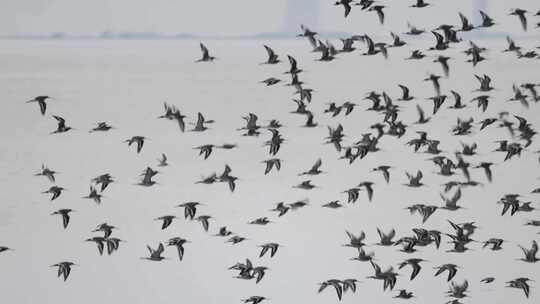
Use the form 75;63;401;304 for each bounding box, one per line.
479;10;495;27
334;0;353;18
242;296;267;304
215;226;233;237
155;215;176;230
90;122;113;132
92;223;116;238
83;186;102;204
507;277;532;298
447;280;469;298
167;237;189;261
262;45;279;64
376;228;396;246
368;5;386;25
51;209;74;229
318;279;344;300
322;200;343;209
36;164;57;182
43;186;65;201
518;240;539;262
158;102;186;131
197;42;215;62
481;277;495;283
51;115;72;134
509;8;529;31
138;166;158;186
51;262;76;281
259;243;280;258
0;246;12;254
196;215;211;232
435;264;458;281
344;231;366;249
191;112;214;132
26;96;51;115
405;170;424;187
157;153;168;167
411;0;429;8
262;158;281;175
176;202;201;220
86;237;106;255
125;136;146;153
300;158;323;175
142;243;166;261
399;258;426;280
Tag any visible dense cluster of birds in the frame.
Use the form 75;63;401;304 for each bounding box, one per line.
4;1;540;303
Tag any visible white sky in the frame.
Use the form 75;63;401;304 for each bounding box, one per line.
0;0;538;36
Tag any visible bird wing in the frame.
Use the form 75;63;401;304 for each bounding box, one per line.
62;212;70;229
39;100;47;115
263;45;275;59
200;43;209;57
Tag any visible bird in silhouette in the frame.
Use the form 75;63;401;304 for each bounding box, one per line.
262;158;281;175
125;136;146;153
215;226;233;237
435;264;458;281
318;279;344;300
434;56;451;77
300;158;323;176
509;9;529;31
90;122;113;132
51;209;74;229
440;188;462;211
155;215;176;230
177;202;201;220
507;277;532;298
322;200;343;209
159;102;186;132
259;243;280;258
335;0;353;18
479;10;495;27
368;5;386;25
393;290;413;299
411;0;429;8
242;296;267;304
399;258;425;280
0;246;12;254
262;45;279;64
167;237;189;261
398;84;414;101
51;115;72;134
51;262;76;281
83;186;102;204
92;223;116;238
196;215;211;232
43;186;65;201
26;96;51;115
139;166;158;186
91;174;114;192
481;277;495;284
142;243;166;261
35;164;57;183
447;280;469;298
483;238;504;250
405;170;424;187
518;240;539;262
85;237;106;255
197;42;215;62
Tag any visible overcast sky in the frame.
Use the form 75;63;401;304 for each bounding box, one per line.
1;0;538;36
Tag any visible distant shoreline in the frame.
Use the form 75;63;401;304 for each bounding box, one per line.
0;31;533;41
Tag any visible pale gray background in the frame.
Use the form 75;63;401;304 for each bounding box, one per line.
0;1;539;304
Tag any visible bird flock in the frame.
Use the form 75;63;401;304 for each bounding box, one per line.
4;1;540;303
